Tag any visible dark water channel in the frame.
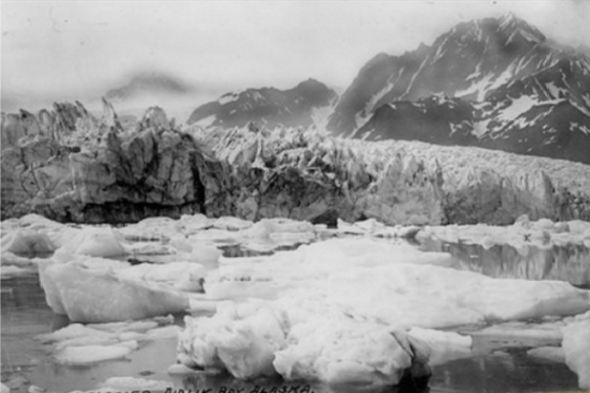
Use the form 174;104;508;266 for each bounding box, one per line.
1;240;588;393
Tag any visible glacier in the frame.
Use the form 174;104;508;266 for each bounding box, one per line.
2;101;590;225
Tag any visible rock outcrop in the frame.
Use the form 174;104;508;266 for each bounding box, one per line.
2;101;590;225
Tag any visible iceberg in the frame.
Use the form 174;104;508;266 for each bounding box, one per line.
407;327;473;366
40;262;189;322
562;317;590;389
178;301;421;386
55;341;137;365
178;302;287;379
0;228;55;255
178;236;590;387
73;228;127;258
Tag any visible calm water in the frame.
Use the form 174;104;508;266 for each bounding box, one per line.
420;238;590;288
1;241;587;393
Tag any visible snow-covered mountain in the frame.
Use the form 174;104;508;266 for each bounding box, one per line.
328;14;590;164
187;79;337;131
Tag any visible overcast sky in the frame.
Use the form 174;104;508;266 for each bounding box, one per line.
2;0;590;107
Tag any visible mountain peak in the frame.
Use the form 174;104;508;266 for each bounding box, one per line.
495;13;546;44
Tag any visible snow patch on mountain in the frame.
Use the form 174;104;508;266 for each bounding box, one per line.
219;93;239;105
194;115;217;128
497;95;539;122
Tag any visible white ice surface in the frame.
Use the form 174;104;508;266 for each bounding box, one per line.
562;317;590;390
527;346;565;363
55;342;137;365
180;237;590;384
100;376;174;391
407;327;472;366
40;262;189;322
1;229;55;255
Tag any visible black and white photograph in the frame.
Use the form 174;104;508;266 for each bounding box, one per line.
1;1;590;392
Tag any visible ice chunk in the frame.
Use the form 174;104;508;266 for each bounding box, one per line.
189;244;222;265
1;229;55;255
527;346;565;363
119;261;206;292
0;251;35;267
40;263;189;322
178;301;420;386
74;228;126;258
178;302;287;379
212;216;253;231
407;327;472;366
100;376;173;391
0;265;34;277
274;318;413;386
55;341;137;365
37;323;112;343
562;318;590;390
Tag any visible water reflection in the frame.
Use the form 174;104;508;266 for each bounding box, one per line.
178;372;430;393
420;238;590;288
429;352;579;393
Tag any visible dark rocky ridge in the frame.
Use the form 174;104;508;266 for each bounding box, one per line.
187;79;337;130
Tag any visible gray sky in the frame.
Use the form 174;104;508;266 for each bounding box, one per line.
2;0;590;108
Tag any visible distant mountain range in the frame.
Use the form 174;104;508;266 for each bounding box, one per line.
188;14;590;164
187;79;337;130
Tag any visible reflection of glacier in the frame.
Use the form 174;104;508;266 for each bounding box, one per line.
423;239;590;287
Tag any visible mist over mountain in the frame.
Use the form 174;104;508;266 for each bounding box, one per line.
105;72;195;102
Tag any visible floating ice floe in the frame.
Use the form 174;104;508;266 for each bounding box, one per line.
1;228;56;255
417;217;590;251
38;317;178;367
562;315;590;390
178;237;590;386
39;262;189;322
118;261;207;292
99;377;173;392
406;327;472;366
527;346;565;363
0;264;36;277
336;218;421;239
178;301;426;387
56;342;138;365
0;251;36;267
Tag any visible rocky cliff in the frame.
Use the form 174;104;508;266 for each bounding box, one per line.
2;102;590;225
